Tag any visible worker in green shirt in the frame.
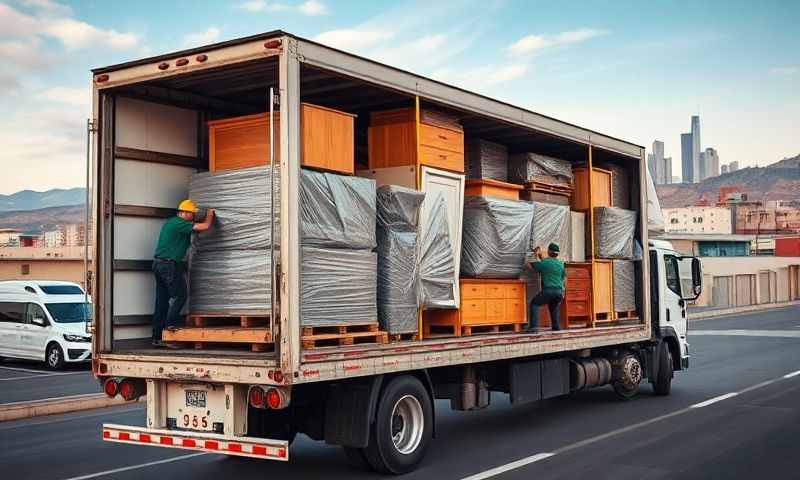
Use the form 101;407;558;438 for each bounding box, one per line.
152;199;214;347
527;242;566;332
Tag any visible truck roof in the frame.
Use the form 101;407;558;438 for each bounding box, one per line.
91;29;644;155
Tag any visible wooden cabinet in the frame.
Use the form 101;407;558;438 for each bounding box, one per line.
592;260;614;322
368;108;465;173
571;167;612;211
423;279;526;337
563;263;592;327
464;179;523;200
208;103;355;174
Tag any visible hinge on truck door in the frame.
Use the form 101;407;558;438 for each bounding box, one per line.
87;119;98;133
272;93;280;107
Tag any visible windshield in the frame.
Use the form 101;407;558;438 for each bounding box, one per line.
45;303;91;324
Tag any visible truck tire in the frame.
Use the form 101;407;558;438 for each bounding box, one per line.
612;353;641;400
46;343;65;370
652;345;673;396
343;447;371;470
363;375;433;474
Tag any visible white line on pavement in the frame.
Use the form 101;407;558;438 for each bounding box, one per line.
0;372;87;381
0;405;143;431
59;453;208;480
460;453;555;480
0;366;88;376
690;329;800;338
460;368;800;479
689;392;739;408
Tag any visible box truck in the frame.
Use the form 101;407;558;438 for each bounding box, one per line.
89;31;702;473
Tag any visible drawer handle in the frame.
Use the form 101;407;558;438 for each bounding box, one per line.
438;154;447;159
438;134;447;140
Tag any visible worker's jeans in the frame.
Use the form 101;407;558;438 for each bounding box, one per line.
152;260;187;341
528;288;564;331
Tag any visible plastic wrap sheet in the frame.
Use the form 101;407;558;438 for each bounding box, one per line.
597;163;631;209
420;108;462;131
508;153;573;187
594;207;638;259
613;260;637;312
300;246;377;326
529;201;571;260
376;185;425;334
189;167;280;250
466;139;508;181
461;196;534;278
189;251;272;312
419;193;456;308
299;168;376;249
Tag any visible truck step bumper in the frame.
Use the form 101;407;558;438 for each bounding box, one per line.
102;423;289;461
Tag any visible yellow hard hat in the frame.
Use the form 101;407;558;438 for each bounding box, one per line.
178;199;199;213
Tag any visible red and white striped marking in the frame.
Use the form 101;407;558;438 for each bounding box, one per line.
102;424;288;461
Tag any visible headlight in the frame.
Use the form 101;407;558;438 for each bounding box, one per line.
63;334;91;343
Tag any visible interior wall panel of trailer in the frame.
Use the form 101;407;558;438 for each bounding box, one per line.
112;98;199;343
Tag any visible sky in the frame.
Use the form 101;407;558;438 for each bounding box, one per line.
1;0;798;194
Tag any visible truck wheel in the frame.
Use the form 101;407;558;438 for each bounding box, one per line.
612;353;642;400
46;343;65;370
343;447;371;470
363;376;433;474
652;345;673;396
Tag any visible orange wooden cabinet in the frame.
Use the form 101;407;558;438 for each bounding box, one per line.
592;260;614;322
571;167;612;211
208;103;355;173
368;108;465;173
563;263;592;327
464;179;523;200
423;279;526;337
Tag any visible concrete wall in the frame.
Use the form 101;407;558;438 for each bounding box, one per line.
694;256;800;307
0;246;90;291
664;206;732;234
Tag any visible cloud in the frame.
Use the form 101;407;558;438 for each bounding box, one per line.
183;27;221;46
0;39;51;68
38;86;91;106
508;28;608;56
298;0;328;16
314;29;394;52
0;73;21;94
20;0;73;16
770;66;798;75
236;0;289;12
486;63;528;85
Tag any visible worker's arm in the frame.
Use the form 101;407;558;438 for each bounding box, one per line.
193;209;215;232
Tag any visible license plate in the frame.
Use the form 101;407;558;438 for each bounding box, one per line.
185;390;207;408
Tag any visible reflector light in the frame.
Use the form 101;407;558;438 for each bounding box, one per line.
196;54;208;62
103;378;118;397
249;386;265;408
266;388;282;409
158;62;169;70
175;58;189;66
95;74;109;83
264;40;282;49
118;380;132;400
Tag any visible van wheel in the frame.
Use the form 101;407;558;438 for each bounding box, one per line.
652;345;673;396
46;343;65;370
363;376;433;474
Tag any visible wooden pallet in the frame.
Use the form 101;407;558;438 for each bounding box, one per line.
593;311;616;323
187;312;270;328
615;310;639;320
426;322;522;338
525;180;573;197
162;326;273;352
301;323;388;349
388;332;419;342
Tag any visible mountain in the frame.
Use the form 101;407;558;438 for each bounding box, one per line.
0;188;86;212
0;205;85;234
656;154;800;208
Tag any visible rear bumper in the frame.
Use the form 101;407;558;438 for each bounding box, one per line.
102;423;289;461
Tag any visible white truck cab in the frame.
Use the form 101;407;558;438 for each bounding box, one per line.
0;281;92;369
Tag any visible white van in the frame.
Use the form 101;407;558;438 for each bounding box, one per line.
0;281;92;369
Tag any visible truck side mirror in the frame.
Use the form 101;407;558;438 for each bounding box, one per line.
691;257;702;297
32;316;47;327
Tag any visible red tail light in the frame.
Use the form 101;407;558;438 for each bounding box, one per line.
103;378;118;397
118;378;145;401
266;388;282;409
248;386;265;408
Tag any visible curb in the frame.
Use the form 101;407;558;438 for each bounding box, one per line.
0;393;143;422
690;300;800;321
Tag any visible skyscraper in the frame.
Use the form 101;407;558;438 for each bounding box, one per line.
663;157;672;184
729;161;739;172
681;133;694;183
704;148;719;178
699;151;706;180
691;115;701;181
721;164;729;174
650;140;667;184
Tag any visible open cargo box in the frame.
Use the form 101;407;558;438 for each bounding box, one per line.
91;32;651;383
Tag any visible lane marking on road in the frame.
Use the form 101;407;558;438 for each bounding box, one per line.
59;453;208;480
460;368;800;480
690;329;800;338
689;392;739;408
0;372;88;381
461;453;555;480
0;366;88;376
0;405;143;431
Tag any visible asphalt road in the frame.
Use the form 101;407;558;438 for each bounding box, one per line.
1;305;798;480
0;360;98;404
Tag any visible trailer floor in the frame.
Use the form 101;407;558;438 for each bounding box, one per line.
112;339;276;360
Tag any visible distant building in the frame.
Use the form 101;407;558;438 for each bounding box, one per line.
648;140;672;185
721;164;729;174
681;133;694;183
705;148;720;179
43;229;65;248
672;176;682;184
729;161;739;172
691;115;702;181
663;157;673;184
664;206;733;234
0;246;92;292
63;224;88;246
733;204;800;235
0;229;21;247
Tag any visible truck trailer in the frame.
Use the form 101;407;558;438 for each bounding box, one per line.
89;30;702;474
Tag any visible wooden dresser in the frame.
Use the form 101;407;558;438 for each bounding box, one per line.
571;167;612;211
368;108;464;173
464;179;523;200
423;279;526;337
208;103;355;173
560;261;614;327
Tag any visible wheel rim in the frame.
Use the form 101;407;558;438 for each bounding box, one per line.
390;395;424;455
48;347;60;367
